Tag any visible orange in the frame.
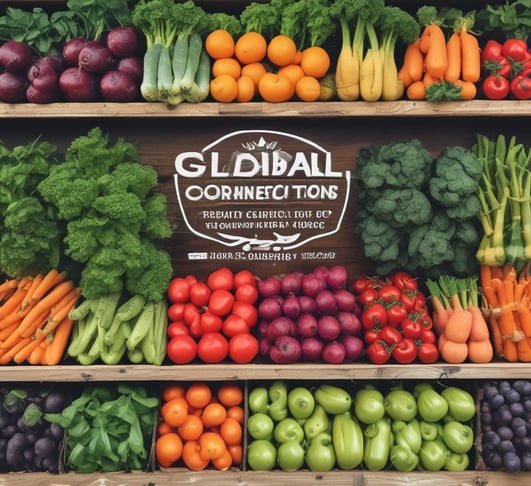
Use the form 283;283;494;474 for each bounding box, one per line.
161;396;188;427
157;420;178;436
295;75;322;102
212;57;242;80
217;383;243;407
185;383;212;409
182;440;209;471
227;444;243;466
258;72;295;102
219;417;243;446
178;413;204;441
155;432;183;468
277;63;305;87
162;384;186;402
201;402;227;428
211;447;233;471
226;405;244;424
236;74;256;102
210;74;238;103
241;62;267;87
205;29;235;59
198;431;227;461
293;50;303;64
300;45;330;78
234;31;267;64
267;34;297;67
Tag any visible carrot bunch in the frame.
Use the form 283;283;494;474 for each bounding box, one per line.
0;269;80;365
400;8;480;101
480;263;531;362
426;275;493;364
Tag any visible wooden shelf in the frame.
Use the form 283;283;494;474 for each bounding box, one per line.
0;100;529;119
0;469;528;486
1;362;530;382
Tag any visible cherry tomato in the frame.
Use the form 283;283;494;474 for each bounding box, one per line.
378;284;401;303
417;342;439;364
482;74;510;100
386;303;408;327
232;300;258;327
189;281;212;307
233;269;256;288
222;314;249;338
229;333;259;364
197;332;229;363
207;267;234;291
167;277;190;303
361;302;387;331
167;302;186;322
392;338;417;364
167;321;189;339
391;271;418;291
235;283;259;304
200;311;223;334
167;335;197;364
208;289;235;317
366;340;392;364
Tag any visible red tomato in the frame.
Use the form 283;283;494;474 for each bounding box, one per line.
386;303;408;327
207;267;234;291
233;269;256;288
366;340;392;364
420;328;437;344
378;284;401;303
197;332;229;363
231;300;258;327
190;281;212;307
183;302;200;326
235;283;259;304
363;329;380;344
167;302;186;322
392;338;417;364
391;271;418;291
167;335;197;364
167;321;189;339
208;289;235;316
167;277;190;303
358;288;379;306
378;326;402;346
502;38;529;62
417;342;439;364
401;318;423;340
185;274;198;287
482;74;510;100
361;302;387;331
200;311;223;334
229;333;259;364
222;314;249;338
510;75;531;100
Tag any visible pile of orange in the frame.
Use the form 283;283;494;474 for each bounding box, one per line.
155;382;244;471
205;30;330;103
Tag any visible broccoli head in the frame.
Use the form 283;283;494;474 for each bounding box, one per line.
142;193;172;240
370;188;433;227
356;214;405;263
92;192;147;230
428;146;483;207
79;260;124;300
445;193;482;221
98;162;158;200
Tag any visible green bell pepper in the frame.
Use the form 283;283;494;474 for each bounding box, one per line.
363;417;392;471
415;384;448;423
354;386;385;424
305;432;336;472
273;417;305;444
390;444;419;472
314;384;352;415
332;411;364;470
287;386;315;420
392;418;421;454
444;451;470;471
249;386;269;414
441;386;476;422
268;380;288;422
419;438;449;471
384;388;417;422
303;403;329;439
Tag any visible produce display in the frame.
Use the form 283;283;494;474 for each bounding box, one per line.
246;380;476;472
165;267;259;364
256;265;364;364
45;383;159;473
0;385;71;473
155;382;244;470
479;379;531;472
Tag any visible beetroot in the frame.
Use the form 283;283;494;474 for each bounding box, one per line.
0;41;33;72
100;70;138;102
78;42;113;73
62;37;89;66
59;67;99;101
106;26;140;58
0;72;28;102
117;56;143;83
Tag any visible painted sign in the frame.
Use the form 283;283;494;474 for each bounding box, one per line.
174;130;351;263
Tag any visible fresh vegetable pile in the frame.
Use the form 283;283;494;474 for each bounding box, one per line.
155;382;243;470
0;386;71;473
479;379;531;472
351;271;439;364
247;380;476;472
355;138;482;278
165;267;259;364
256;265;364;364
45;383;158;473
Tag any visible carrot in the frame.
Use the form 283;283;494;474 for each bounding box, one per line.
518;299;531;336
480;265;493;289
420;24;447;81
0;336;32;365
487;313;504;357
503;339;519;362
468;304;491;342
492;278;508;306
27;343;46;365
16;280;74;338
0;307;49;350
490;265;505;280
0;321;20;342
422;70;438;87
0;280;29;320
406;80;426;100
467;339;494;363
398;39;424;87
19;273;43;311
29;268;66;303
43;318;74;365
459;30;481;83
444;309;473;343
516;336;531;362
0;278;19;301
13;339;42;365
444;31;461;82
440;339;468;364
454;80;477;100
